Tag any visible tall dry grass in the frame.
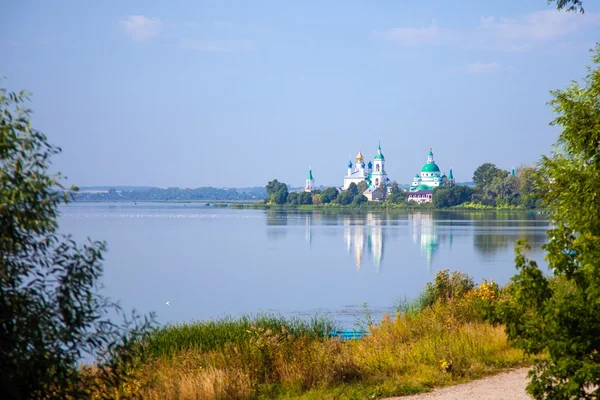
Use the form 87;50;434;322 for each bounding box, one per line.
86;271;530;399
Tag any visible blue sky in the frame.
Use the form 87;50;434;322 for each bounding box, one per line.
1;1;599;187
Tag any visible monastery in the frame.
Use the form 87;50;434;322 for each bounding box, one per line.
303;144;454;203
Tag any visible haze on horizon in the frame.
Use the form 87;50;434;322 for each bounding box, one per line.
1;0;599;188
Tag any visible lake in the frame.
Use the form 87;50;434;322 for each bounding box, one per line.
58;203;549;328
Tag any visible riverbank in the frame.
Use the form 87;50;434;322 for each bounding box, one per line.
84;271;536;399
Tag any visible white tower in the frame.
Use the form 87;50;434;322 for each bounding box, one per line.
305;167;315;192
371;141;387;191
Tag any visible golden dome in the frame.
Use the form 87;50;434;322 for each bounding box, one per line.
355;151;364;163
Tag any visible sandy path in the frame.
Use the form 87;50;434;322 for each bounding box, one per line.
383;368;531;400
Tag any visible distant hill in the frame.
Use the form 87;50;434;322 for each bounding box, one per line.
74;186;267;202
78;186;157;192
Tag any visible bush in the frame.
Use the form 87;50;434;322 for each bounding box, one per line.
422;270;476;307
0;85;153;399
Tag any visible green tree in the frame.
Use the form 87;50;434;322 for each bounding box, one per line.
386;191;407;204
296;192;313;205
472;163;502;188
351;194;368;206
550;0;584;12
265;179;288;205
0;86;152;398
390;181;401;193
347;182;359;196
501;45;600;399
432;185;473;208
286;192;298;205
357;180;368;194
335;190;355;205
320;187;339;204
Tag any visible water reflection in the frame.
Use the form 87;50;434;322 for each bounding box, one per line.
342;219;384;273
266;210;549;273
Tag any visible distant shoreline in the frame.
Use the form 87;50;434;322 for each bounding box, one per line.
67;200;547;213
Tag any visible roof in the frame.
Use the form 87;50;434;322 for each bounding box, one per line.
422;163;440;172
409;189;433;195
374;141;385;160
416;184;432;191
448;169;454;179
348;160;353;168
307;169;313;180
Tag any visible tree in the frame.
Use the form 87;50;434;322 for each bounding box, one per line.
0;86;152;398
387;191;407;204
335;190;355;205
550;0;584;12
357;181;368;194
351;194;368;206
501;45;600;399
347;182;359;196
472;163;502;188
390;181;401;193
311;193;322;205
432;185;473;208
296;192;313;205
287;192;299;205
320;187;338;204
265;179;288;205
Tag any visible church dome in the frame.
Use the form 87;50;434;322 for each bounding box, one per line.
422;163;440;173
416;184;431;191
355;151;364;164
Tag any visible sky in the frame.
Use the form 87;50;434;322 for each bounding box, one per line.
1;1;599;188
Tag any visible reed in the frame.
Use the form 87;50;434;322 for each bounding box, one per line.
86;272;532;399
145;314;338;358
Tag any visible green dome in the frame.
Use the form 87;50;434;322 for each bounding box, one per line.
421;163;440;173
374;141;385;160
416;184;432;191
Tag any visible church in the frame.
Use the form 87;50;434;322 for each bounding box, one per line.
408;148;454;203
343;142;391;201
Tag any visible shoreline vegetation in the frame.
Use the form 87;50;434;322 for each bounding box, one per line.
68;199;548;213
84;270;538;399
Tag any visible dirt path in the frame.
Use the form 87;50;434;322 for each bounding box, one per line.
383;368;531;400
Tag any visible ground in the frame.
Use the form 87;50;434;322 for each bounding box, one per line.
383;368;530;400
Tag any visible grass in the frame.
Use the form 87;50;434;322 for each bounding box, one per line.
86;271;533;399
145;314;338;358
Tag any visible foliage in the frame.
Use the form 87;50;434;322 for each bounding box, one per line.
146;314;338;358
432;185;473;208
335;190;355;205
75;186;267;202
386;191;408;204
549;0;584;12
500;45;600;399
472;163;504;188
0;85;153;399
351;194;368;206
421;269;476;307
265;179;289;205
347;182;359;196
101;273;529;400
319;187;339;204
357;180;368;194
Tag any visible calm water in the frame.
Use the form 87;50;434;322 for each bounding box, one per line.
58;203;549;327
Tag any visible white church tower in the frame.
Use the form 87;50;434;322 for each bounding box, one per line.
305;167;315;192
371;141;387;189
